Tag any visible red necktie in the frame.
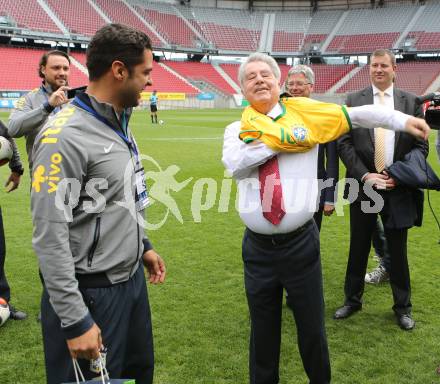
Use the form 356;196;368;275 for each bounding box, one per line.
259;156;285;225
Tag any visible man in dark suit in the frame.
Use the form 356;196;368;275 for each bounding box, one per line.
334;49;426;330
284;65;339;231
436;131;440;161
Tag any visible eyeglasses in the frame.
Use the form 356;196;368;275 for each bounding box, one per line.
287;82;311;87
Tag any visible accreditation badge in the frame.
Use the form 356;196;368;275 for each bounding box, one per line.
135;167;150;211
90;346;107;374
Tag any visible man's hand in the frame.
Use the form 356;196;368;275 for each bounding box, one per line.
382;170;397;190
5;172;20;192
405;117;430;141
48;86;70;108
142;249;166;284
364;173;388;190
66;323;102;360
323;203;335;216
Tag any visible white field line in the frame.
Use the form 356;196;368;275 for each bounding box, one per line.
138;136;223;141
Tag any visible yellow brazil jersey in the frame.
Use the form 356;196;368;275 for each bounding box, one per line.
239;97;352;153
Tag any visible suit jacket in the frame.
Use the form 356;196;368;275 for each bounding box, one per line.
388;150;440;191
338;86;427;229
317;141;339;207
436;131;440;162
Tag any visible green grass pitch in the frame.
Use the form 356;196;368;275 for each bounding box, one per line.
0;108;440;383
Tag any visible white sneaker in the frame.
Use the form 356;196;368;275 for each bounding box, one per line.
373;254;382;263
365;265;389;284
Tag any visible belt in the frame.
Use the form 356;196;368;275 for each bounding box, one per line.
75;262;142;288
75;272;113;288
246;219;314;246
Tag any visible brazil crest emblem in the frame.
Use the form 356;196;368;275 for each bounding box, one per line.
292;126;307;142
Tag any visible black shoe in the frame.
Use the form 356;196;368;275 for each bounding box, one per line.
333;305;361;320
9;305;27;320
397;314;415;330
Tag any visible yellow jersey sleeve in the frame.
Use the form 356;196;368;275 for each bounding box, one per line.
288;97;351;144
239;99;352;153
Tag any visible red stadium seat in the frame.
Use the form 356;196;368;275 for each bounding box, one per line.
93;0;164;48
135;6;198;49
45;0;106;36
337;62;440;95
164;61;236;95
327;33;400;54
0;0;61;33
0;47;88;90
146;62;199;94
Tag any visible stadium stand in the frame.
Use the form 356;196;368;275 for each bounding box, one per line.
307;64;357;93
303;10;343;52
0;47;87;90
0;1;439;99
336;65;370;94
220;62;356;93
145;62;199;94
131;1;200;49
337;61;440;95
69;52;199;94
0;0;61;33
406;1;440;51
164;61;236;95
219;63;240;88
45;0;106;36
271;11;312;53
326;5;417;54
69;52;87;66
93;0;164;47
393;61;440;94
178;6;264;51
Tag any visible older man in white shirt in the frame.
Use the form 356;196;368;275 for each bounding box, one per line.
222;52;429;384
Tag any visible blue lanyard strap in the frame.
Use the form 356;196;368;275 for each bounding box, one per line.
72;95;138;156
41;85;61;114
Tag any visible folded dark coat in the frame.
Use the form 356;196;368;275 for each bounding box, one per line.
388;149;440;191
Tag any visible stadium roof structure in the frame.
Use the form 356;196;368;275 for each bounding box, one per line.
0;0;437;58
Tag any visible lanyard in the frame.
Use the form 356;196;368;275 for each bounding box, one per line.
41;85;61;114
72;96;138;157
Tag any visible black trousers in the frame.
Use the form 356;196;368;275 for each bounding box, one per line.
41;264;154;384
344;202;411;315
0;207;11;301
313;207;324;232
242;221;330;384
371;217;391;271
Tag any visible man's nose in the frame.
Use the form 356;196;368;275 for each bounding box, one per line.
255;73;265;83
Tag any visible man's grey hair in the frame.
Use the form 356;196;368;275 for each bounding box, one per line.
286;65;315;85
238;52;281;88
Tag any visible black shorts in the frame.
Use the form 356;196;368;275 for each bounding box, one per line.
150;104;157;113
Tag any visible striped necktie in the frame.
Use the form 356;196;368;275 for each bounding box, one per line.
374;91;387;173
259;156;285;225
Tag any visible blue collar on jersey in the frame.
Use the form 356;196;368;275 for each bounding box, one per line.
72;92;137;155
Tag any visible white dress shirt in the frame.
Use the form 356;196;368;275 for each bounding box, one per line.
222;102;409;235
372;84;395;167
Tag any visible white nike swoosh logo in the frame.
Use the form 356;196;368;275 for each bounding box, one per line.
104;143;114;153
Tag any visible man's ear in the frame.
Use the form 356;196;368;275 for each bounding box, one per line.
111;61;126;81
